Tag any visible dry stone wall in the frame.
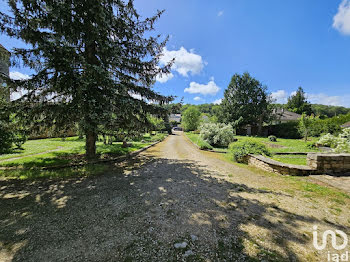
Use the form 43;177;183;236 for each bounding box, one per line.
247;153;350;176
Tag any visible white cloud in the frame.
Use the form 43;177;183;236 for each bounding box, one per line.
218;10;224;17
156;72;174;83
333;0;350;35
270;89;350;107
159;47;205;77
184;78;220;96
194;96;202;101
9;71;31;80
271;90;288;104
306;93;349;106
213;98;222;105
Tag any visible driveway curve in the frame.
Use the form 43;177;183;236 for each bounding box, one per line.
1;132;349;261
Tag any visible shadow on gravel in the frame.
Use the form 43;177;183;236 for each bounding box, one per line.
0;155;343;261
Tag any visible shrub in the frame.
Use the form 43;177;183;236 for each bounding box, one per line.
317;133;338;147
199;123;234;147
334;138;350;153
268;135;277;142
12;133;27;149
229;139;271;163
318;128;350;153
269;121;301;139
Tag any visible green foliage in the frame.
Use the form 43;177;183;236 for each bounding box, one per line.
306;141;317;149
0;122;12;153
182;106;201;131
270;113;350;139
197;140;214;150
268;135;277;142
219;72;272;133
308;113;350;137
199;123;234;147
317;133;338;147
269;121;301;139
229;139;271;163
318;128;350;153
311;104;350;118
298;114;318;141
286;87;312;115
1;0;173;158
147;115;165;131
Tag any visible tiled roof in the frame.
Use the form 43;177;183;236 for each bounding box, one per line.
273;108;301;121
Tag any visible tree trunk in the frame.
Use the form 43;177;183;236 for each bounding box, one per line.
86;131;97;159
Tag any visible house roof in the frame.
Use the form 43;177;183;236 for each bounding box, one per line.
273;108;301;121
341;121;350;128
169;114;181;122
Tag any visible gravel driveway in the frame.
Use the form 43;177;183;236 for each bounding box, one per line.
1;132;349;261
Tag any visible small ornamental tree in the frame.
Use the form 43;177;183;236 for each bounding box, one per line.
182;106;201;131
0;0;173;158
298;113;317;141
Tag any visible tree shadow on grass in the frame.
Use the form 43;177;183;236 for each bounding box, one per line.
0;155;346;261
0;142;150;169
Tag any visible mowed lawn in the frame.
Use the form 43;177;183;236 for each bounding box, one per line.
185;132;319;165
0;133;166;179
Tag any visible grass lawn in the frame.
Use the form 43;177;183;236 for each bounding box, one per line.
0;132;167;179
185;132;227;152
271;155;307;165
235;136;319;153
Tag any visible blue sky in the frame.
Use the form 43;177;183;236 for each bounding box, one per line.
2;0;350;106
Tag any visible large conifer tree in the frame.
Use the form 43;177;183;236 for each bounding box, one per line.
0;0;173;158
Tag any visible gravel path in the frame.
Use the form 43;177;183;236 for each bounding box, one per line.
1;132;349;261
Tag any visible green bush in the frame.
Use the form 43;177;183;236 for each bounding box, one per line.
317;133;338;147
269;121;301;139
318;128;350;153
199;123;234;147
268;135;277;142
229;139;271;163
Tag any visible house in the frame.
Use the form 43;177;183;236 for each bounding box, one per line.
341;121;350;128
0;44;10;101
237;108;302;136
272;108;302;124
169;114;181;124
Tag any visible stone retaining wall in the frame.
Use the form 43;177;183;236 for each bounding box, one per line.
247;153;350;176
307;153;350;175
247;155;315;176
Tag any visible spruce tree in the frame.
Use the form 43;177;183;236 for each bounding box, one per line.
0;0;173;158
286;87;312;115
